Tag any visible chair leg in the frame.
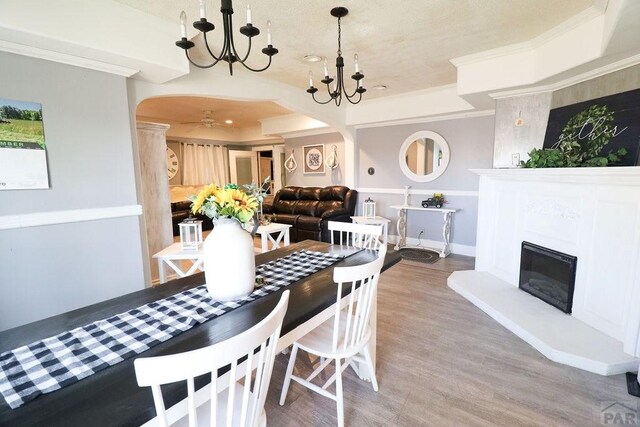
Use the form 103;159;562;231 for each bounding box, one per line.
335;358;344;427
279;344;299;406
363;346;379;392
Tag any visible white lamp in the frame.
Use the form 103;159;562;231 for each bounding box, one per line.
363;197;376;218
179;219;203;250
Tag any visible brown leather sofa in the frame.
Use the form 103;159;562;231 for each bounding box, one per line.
262;186;357;242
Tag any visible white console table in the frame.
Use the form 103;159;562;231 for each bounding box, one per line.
390;205;458;257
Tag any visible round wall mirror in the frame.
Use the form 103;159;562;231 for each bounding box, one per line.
398;130;450;182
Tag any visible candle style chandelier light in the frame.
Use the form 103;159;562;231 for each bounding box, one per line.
175;0;278;75
307;7;366;106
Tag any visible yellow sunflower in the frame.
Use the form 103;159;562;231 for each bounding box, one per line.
191;184;220;215
224;188;258;222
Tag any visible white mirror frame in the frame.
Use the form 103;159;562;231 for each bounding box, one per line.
398;130;450;182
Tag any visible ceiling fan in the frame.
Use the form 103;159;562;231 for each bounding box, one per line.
180;110;229;128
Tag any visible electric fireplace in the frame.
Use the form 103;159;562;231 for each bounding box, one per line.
519;241;577;314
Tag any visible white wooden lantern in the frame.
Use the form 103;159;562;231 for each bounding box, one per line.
363;197;376;218
179;219;203;250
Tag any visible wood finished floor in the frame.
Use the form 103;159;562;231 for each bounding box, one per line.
264;254;635;426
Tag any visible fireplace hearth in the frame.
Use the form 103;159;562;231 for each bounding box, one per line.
519;242;577;314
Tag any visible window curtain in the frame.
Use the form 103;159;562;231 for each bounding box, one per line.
181;143;229;186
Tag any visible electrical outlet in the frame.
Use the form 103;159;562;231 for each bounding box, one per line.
511;153;520;166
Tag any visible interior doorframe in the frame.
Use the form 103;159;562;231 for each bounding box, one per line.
229;150;259;186
251;144;284;192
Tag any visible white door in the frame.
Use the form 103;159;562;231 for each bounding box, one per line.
229;150;258;186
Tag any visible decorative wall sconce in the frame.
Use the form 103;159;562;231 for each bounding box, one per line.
515;110;524;127
179;218;203;250
325;145;339;169
363;197;376;218
284;150;297;172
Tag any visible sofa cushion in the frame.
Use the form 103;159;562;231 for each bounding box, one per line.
319;186;348;201
270;214;298;226
171;200;192;212
294;200;319;216
317;200;343;215
299;187;321;201
274;199;298;214
278;186;301;200
296;215;323;231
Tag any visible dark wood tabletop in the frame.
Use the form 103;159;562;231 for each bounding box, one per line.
0;241;400;427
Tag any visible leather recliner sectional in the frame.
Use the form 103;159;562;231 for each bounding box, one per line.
262;186;358;242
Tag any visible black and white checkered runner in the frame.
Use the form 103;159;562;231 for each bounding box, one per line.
0;250;343;409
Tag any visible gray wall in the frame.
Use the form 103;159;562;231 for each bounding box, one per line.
284;132;345;187
356;115;495;247
494;64;640;167
0;52;145;331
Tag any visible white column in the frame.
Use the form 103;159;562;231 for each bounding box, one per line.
136;122;173;284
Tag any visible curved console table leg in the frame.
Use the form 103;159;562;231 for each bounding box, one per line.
441;211;452;257
395;208;407;250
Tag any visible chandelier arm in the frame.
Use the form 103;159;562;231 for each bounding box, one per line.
235;55;274;73
311;92;337;105
343;82;361;99
226;13;254;64
202;32;224;62
344;91;363;105
185;50;218;69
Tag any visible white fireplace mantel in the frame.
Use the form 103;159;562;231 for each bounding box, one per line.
470;166;640;185
449;166;640;375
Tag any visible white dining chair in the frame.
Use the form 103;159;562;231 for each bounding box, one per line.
134;291;290;427
279;246;387;427
327;221;383;250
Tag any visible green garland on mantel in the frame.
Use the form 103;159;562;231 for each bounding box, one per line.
521;104;627;168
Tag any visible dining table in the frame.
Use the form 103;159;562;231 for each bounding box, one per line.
0;240;401;427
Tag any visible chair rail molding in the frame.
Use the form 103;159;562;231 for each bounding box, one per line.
0;205;143;230
356;187;478;197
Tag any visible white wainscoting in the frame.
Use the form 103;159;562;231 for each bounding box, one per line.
0;205;143;230
454;167;640;372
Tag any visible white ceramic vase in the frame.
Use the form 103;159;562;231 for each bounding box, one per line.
203;217;255;301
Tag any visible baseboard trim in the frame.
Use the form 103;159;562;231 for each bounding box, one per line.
0;205;143;230
388;235;476;257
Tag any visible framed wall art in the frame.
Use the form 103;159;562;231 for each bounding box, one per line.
303;144;325;174
0;97;49;190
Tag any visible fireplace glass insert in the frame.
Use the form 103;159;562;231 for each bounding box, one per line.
519;241;577;314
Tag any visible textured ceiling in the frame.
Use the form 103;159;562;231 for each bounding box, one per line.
127;0;596;131
117;0;596;99
136;96;292;128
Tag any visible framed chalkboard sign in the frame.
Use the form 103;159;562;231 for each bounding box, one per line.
542;88;640;166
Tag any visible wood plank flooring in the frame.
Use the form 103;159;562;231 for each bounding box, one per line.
264;254;636;426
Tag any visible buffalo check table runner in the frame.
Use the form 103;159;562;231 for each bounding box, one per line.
0;249;344;409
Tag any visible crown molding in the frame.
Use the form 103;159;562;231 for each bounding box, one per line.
488;53;640;99
450;7;603;67
0;40;138;77
353;110;495;130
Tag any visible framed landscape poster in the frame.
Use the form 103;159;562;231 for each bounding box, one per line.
0;98;49;190
303;144;325;174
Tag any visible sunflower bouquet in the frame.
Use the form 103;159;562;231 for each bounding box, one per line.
190;183;258;224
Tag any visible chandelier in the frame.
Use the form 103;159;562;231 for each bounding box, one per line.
175;0;278;75
307;7;366;106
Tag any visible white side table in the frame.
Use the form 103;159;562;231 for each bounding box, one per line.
153;242;204;283
350;216;390;244
389;205;458;257
255;222;292;253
